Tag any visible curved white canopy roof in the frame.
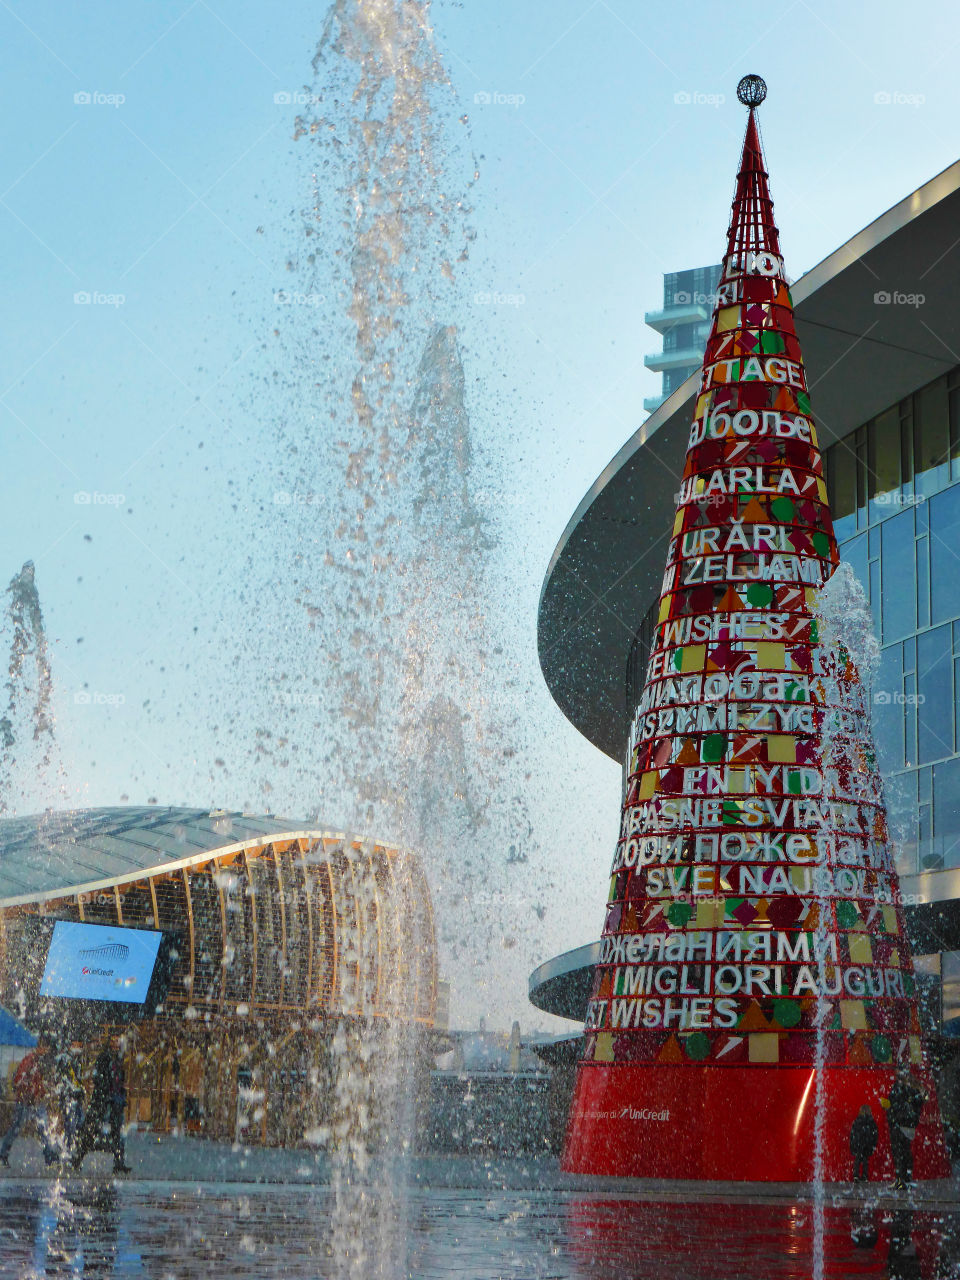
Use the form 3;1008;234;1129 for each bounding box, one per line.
0;806;378;907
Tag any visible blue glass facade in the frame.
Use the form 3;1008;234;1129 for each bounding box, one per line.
825;365;960;878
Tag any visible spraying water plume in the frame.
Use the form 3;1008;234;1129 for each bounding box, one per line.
251;3;537;1274
262;0;534;936
0;561;57;816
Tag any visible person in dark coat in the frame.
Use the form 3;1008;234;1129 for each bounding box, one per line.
71;1043;131;1175
0;1041;58;1167
850;1103;879;1181
882;1068;927;1191
53;1049;84;1156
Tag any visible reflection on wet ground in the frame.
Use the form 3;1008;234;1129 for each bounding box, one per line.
0;1178;958;1280
564;1199;958;1280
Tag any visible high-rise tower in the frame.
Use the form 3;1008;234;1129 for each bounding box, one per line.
563;77;950;1181
643;263;722;414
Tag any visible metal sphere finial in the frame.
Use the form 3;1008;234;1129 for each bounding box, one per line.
737;75;767;108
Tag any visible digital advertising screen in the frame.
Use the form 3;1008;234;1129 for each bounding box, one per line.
38;921;163;1005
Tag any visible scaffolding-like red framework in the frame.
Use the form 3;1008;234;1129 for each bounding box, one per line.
562;95;950;1181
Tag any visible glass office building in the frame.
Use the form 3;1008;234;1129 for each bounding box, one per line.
824;365;960;880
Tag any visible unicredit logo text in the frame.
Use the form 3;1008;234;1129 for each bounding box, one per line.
81;966;115;977
621;1106;670;1121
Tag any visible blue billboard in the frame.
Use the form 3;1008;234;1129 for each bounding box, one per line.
39;921;163;1005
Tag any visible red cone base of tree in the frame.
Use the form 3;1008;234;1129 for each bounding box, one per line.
565;1064;949;1180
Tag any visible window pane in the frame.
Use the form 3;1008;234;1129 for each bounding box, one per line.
917;624;954;764
919;761;933;806
827;441;856;541
880;509;916;642
901;413;914;494
950;386;960;482
917;535;929;630
872;644;904;773
930;486;960;625
944;951;960;1025
905;669;918;765
934;758;960;871
869;407;900;521
914;954;943;1033
917;494;930;534
889;769;918;876
856;433;868;528
904;634;916;673
869;558;881;638
920;801;933;868
915;379;950;497
839;532;867;597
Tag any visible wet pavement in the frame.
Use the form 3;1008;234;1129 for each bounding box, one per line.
0;1143;957;1278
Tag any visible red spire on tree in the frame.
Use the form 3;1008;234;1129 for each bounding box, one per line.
726;108;781;264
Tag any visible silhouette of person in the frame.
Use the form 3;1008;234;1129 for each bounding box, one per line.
54;1047;84;1156
881;1068;927;1191
850;1102;879;1181
72;1043;131;1175
0;1039;58;1167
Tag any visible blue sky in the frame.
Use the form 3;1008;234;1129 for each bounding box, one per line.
2;0;959;1024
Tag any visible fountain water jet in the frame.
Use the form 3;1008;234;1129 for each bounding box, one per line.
0;561;59;818
249;3;537;1274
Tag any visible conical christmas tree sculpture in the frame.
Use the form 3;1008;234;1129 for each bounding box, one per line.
563;77;950;1181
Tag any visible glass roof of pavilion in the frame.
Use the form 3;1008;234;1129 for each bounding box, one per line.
0;806;361;906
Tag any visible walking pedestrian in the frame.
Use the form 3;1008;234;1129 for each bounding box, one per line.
882;1067;927;1191
53;1048;84;1156
71;1043;131;1175
850;1102;879;1182
0;1040;58;1167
